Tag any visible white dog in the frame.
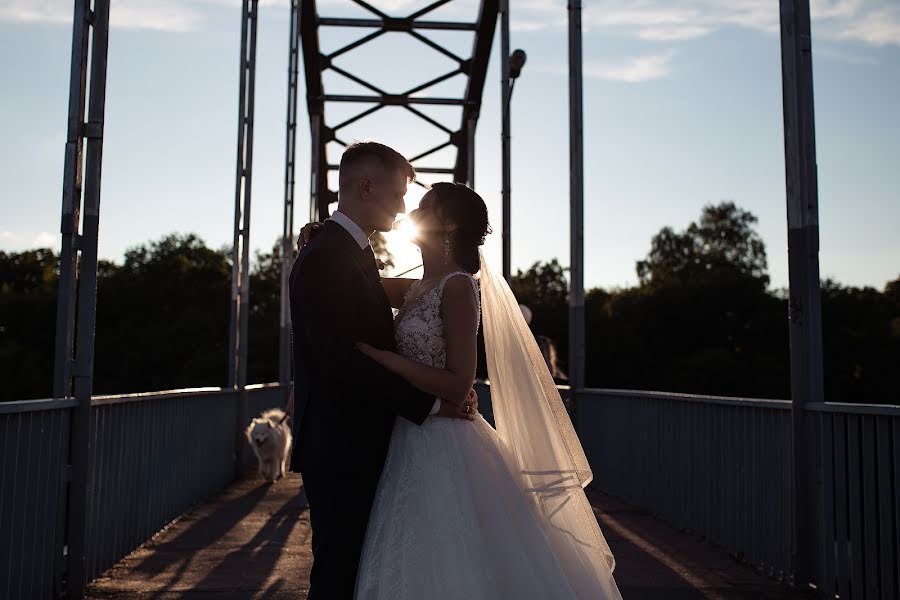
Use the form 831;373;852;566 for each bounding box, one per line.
245;408;292;482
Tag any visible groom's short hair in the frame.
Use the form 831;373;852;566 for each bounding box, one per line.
339;141;415;188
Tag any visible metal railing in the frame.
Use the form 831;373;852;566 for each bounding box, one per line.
0;384;289;599
812;402;900;599
575;389;900;598
0;398;75;600
3;385;897;598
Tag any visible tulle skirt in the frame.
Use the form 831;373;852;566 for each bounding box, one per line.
354;414;621;599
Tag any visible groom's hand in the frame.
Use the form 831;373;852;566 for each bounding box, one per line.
436;388;478;421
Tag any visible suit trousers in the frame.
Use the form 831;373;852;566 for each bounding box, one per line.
301;468;382;600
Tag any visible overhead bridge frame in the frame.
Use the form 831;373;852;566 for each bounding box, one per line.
299;0;499;221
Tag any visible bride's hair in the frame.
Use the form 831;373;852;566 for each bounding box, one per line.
430;182;492;274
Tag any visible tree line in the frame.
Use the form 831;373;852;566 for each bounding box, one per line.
2;202;896;404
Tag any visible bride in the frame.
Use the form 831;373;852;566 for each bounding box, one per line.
303;182;621;599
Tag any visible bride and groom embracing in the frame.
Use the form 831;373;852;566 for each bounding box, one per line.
288;141;622;599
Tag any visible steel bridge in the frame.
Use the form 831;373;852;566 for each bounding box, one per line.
1;1;898;599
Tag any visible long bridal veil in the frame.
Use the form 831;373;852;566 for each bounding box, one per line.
479;250;621;598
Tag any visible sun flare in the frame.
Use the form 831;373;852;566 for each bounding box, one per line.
383;215;422;277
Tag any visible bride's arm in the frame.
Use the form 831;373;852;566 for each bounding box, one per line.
358;276;479;407
380;277;418;309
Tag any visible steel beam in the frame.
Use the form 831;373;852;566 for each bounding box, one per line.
319;17;478;31
500;0;511;280
453;0;499;183
779;0;825;589
301;0;498;212
54;1;111;596
322;94;467;105
568;0;586;418
280;0;301;386
228;0;259;394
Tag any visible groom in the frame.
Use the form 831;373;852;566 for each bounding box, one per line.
288;141;478;599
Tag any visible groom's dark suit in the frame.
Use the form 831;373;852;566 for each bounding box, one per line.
288;218;435;599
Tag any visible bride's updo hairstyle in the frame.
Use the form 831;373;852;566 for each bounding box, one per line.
431;182;492;275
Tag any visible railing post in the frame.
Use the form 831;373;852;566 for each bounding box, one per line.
230;0;259;473
500;0;511;281
54;0;111;596
280;0;301;387
228;0;259;392
779;0;825;589
567;0;586;428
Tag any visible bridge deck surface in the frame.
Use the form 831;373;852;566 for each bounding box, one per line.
85;472;814;599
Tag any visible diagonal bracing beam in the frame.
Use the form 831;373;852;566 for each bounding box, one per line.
299;0;499;220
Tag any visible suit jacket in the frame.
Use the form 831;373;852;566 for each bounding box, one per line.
288;219;434;476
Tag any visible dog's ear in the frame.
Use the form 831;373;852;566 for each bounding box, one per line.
278;412;290;425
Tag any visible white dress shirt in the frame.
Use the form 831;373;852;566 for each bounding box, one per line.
329;210;370;250
328;210;441;416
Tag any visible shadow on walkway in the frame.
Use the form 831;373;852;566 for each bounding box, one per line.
86;473;814;599
587;487;816;599
86;472;311;599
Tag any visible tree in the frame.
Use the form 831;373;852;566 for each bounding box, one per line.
509;260;570;374
0;249;59;400
93;234;231;394
587;202;789;398
636;201;769;288
820;276;899;403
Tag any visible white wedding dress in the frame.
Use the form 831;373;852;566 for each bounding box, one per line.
354;270;622;599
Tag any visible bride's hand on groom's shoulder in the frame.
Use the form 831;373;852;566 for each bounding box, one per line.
297;221;324;250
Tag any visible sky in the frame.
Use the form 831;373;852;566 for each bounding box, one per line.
1;0;898;291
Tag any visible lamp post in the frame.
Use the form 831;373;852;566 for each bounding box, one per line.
500;0;526;281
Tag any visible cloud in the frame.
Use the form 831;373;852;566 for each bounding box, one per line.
0;231;58;250
583;50;676;83
512;19;553;33
0;0;205;32
814;45;879;64
508;0;900;47
637;25;713;41
835;6;900;46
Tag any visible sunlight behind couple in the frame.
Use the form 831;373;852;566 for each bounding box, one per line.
382;187;428;277
384;217;421;276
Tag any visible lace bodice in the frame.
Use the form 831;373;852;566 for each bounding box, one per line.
394;271;481;369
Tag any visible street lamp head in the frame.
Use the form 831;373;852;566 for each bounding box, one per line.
509;49;527;80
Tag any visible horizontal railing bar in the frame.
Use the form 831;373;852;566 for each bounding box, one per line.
90;386;233;406
806;401;900;416
90;383;288;406
0;397;79;414
578;388;793;410
11;384;894;417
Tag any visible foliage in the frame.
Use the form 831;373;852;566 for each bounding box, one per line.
636;202;769;289
2;204;896;404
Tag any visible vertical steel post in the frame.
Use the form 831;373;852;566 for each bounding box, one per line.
567;0;586;420
280;0;301;386
500;0;511;281
54;2;88;402
466;116;476;188
228;0;259;391
779;0;825;588
310;114;323;221
54;0;111;596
